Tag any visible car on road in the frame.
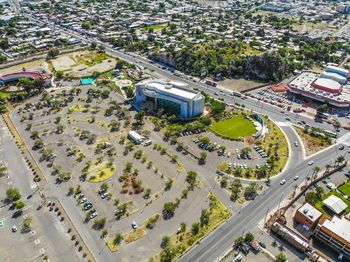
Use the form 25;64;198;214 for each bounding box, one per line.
285;117;291;121
280;179;286;185
308;161;314;166
294;141;298;147
339;145;345;150
12;225;17;233
132;221;137;229
294;176;299;180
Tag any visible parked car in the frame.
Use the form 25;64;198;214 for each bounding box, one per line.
89;212;97;219
12;225;17;232
101;192;108;199
259;242;266;248
132;221;137;229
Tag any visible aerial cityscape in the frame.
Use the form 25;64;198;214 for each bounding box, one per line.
0;0;350;262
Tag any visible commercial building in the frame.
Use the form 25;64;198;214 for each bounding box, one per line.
287;66;350;108
314;216;350;258
135;79;204;118
294;203;323;231
0;71;52;87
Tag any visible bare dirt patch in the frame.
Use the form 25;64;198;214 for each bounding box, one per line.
50;50;116;77
0;59;47;75
218;78;264;92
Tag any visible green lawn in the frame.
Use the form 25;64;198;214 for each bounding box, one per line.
339;180;350;197
211;115;256;139
0;92;12;99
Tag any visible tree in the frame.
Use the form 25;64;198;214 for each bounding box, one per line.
275;252;287;262
199;152;207;164
186;171;197;189
23;216;32;230
15;201;25;210
47;48;59;59
123;86;135;99
245;232;254;242
220;176;228;188
160;247;175;262
0;165;7;176
6;187;21;202
244;182;257;200
134;111;145;124
90;41;97;50
93;217;106;230
163;202;176;219
317;104;328;113
100;183;109;192
113;233;123;245
191;222;200;235
315;186;324;199
200;209;210;226
160;236;170;249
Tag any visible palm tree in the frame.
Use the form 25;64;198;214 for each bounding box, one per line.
312;166;320;180
325;164;331;173
315;186;324;199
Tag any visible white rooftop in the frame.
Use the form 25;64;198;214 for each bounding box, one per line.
313;78;342;91
298;203;322;222
321;216;350;243
141;79;198;100
323;195;347;214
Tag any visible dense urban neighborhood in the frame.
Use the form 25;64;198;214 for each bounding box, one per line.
1;1;350;262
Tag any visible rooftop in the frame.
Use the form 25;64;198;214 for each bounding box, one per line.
139;79;200;100
323;195;348;214
312;78;342;91
320;216;350;243
297;203;322;222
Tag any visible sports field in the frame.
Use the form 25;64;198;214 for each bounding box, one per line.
211;115;256;139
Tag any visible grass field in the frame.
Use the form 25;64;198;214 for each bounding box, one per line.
339;180;350;197
211;115;256;139
141;24;167;31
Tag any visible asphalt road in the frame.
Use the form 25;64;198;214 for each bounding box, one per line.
178;143;348;262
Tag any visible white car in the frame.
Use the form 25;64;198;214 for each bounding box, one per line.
308;161;314;166
12;225;17;232
280;179;286;185
132;221;138;229
294;176;299;180
294;141;298;147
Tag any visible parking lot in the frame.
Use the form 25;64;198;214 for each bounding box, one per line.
9;85;218;261
178;131;267;171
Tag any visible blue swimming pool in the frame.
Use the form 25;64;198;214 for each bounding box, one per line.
80;77;95;85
